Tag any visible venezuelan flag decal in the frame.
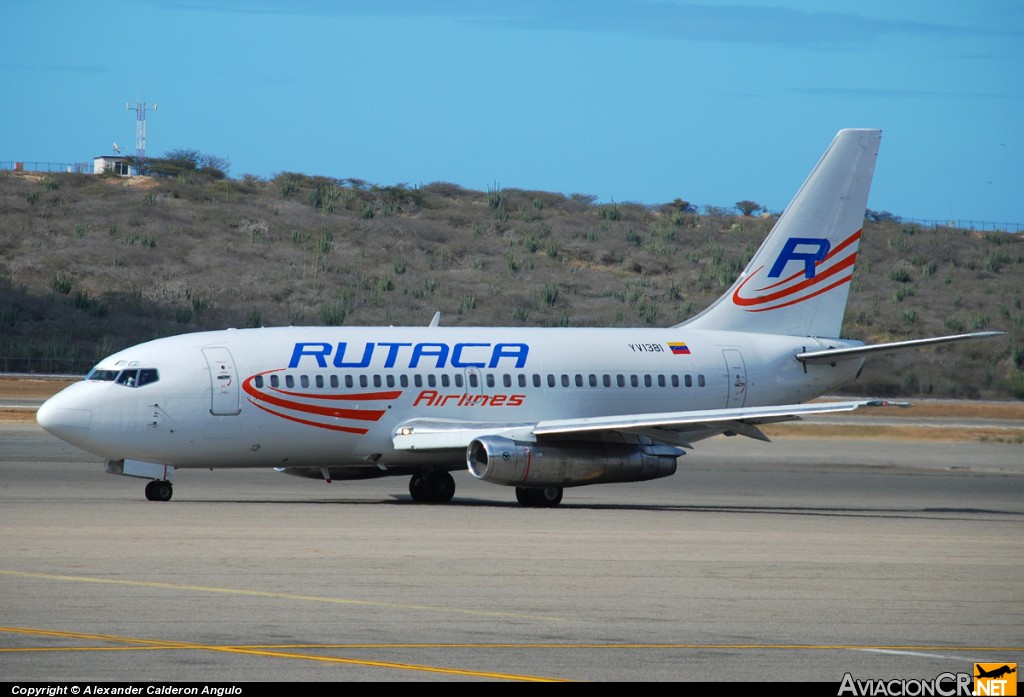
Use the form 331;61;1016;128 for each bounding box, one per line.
668;342;691;355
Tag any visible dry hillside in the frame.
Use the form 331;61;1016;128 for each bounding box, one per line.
0;170;1021;398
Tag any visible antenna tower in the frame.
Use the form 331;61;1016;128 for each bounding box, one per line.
126;100;158;159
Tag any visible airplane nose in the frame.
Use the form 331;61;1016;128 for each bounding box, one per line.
36;397;93;447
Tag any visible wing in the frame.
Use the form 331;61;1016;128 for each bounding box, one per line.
392;399;907;451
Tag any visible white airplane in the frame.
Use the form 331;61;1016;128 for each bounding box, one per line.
36;129;1002;506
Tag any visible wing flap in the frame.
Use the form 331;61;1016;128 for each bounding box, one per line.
534;399;905;437
392;400;906;451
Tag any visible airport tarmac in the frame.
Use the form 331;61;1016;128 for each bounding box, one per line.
1;417;1022;682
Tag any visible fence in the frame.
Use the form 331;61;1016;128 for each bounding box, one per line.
0;160;92;174
897;218;1022;234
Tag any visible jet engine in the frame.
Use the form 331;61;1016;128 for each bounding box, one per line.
466;436;681;488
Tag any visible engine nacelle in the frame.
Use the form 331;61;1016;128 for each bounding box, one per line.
466;436;681;488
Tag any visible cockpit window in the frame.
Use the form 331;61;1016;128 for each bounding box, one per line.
116;370;139;386
114;368;159;387
87;369;119;381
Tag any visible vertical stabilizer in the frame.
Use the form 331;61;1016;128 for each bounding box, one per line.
680;129;881;338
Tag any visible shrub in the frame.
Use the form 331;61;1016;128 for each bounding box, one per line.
887;267;912;283
320;303;346;326
51;272;72;295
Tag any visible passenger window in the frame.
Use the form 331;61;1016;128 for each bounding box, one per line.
589;374;597;387
400;375;409;388
486;374;495;388
315;375;324;388
469;373;479;388
616;375;625;388
603;375;611;387
300;375;310;388
428;375;436;387
547;374;556;388
503;374;512;388
574;374;583;387
330;375;339;388
518;374;527;388
644;375;652;388
345;375;353;388
561;374;570;388
670;375;678;388
386;375;395;388
414;375;423;388
455;374;464;388
270;375;280;388
373;375;382;388
698;374;706;387
441;374;450;387
685;375;693;387
359;375;368;388
254;375;264;389
285;375;294;388
533;374;541;388
630;375;639;388
657;375;666;387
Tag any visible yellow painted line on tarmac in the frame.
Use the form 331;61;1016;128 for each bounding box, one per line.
236;643;1024;651
4;625;1020;680
0;569;562;622
0;627;565;682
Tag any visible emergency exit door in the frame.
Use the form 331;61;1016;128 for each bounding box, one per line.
723;349;747;408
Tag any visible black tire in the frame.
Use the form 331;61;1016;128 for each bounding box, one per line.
422;471;456;504
144;480;157;501
408;474;428;502
152;480;173;502
515;486;563;508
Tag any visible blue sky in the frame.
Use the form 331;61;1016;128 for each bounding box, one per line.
3;0;1021;224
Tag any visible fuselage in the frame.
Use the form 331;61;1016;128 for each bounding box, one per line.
36;325;864;470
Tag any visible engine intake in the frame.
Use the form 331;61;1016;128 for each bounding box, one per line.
467;436;680;488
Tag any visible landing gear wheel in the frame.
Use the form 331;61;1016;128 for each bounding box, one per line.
408;474;428;502
515;486;563;508
409;472;456;503
145;480;173;502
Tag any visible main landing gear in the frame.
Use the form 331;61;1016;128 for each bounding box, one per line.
408;472;456;504
144;480;173;502
515;486;563;508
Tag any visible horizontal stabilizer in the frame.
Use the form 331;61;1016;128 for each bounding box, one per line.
797;331;1005;364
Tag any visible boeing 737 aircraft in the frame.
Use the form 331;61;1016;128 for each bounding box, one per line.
36;129;1001;506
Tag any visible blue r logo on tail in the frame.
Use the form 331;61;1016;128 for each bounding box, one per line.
768;238;831;279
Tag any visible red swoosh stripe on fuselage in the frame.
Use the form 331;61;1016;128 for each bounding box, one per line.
248;400;370;434
241;372;398;428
